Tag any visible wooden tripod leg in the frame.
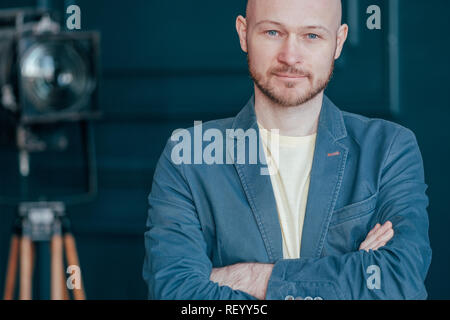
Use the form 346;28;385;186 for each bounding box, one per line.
64;233;86;300
51;234;64;300
30;241;35;282
62;256;70;300
19;236;33;300
3;235;20;300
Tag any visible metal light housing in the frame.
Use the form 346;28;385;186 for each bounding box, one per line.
17;31;100;124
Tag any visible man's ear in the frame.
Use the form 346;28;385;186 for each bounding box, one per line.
334;23;348;60
236;15;248;53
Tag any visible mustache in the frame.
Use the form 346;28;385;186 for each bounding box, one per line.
270;66;310;77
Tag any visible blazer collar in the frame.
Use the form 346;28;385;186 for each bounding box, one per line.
228;94;347;141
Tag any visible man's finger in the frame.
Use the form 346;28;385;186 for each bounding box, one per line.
359;224;381;250
367;223;381;237
360;228;394;252
372;241;387;251
376;229;394;244
366;222;387;241
377;221;393;234
372;229;395;251
360;221;392;249
359;222;393;251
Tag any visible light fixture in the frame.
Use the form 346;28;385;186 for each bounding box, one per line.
0;8;100;125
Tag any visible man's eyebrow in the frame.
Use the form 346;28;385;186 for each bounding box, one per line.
303;25;332;34
254;20;284;28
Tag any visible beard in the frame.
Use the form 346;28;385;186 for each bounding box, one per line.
247;54;335;107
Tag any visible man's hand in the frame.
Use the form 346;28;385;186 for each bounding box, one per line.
359;221;394;252
210;263;273;300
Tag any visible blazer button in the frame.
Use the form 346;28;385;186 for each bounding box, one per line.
285;295;295;300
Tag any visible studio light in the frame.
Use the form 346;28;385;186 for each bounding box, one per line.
0;7;100;203
20;38;94;117
0;7;100;125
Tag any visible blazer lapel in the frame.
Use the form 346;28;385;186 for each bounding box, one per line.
299;95;349;258
227;96;283;263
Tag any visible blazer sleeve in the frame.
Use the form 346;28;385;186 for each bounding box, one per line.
265;127;432;300
143;138;257;300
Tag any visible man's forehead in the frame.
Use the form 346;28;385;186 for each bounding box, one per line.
246;0;342;29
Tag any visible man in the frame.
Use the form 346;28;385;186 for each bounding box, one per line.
143;0;431;300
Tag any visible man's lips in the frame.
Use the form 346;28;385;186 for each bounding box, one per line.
273;73;308;79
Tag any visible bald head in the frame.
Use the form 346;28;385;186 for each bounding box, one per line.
246;0;343;31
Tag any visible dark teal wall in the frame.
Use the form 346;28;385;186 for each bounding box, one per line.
0;0;449;299
398;0;450;300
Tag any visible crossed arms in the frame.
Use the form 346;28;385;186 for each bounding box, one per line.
143;127;431;300
210;221;395;299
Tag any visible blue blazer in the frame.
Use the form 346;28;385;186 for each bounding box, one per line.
143;95;432;300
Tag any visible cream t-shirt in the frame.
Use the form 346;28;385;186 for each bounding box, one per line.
258;122;317;259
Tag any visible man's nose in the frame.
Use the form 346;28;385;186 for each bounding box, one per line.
277;35;303;66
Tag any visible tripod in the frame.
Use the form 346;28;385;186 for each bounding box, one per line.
3;202;86;300
0;117;97;300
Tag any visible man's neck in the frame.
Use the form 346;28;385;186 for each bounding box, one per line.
254;88;323;137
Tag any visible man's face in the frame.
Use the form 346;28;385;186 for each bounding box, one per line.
238;0;347;107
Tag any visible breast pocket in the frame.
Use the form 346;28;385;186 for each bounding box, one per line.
324;192;379;256
329;192;378;228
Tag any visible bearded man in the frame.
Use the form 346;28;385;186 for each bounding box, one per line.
143;0;432;300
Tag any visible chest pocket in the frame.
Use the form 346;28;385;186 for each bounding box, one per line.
324;192;379;256
329;192;378;228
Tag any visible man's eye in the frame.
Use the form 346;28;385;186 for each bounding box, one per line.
266;30;279;37
307;33;319;40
